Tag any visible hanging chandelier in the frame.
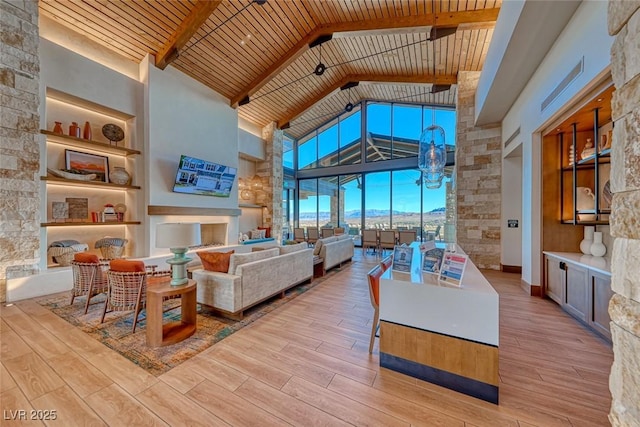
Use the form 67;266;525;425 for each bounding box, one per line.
418;124;446;189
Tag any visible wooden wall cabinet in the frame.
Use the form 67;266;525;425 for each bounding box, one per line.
544;254;613;342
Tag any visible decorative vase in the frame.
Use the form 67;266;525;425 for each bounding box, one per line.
590;232;607;257
580;226;594;255
109;167;130;185
53;121;64;135
83;121;92;140
69;122;81;138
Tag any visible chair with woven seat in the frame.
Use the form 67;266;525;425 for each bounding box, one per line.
101;259;148;333
379;230;397;255
362;229;379;255
70;252;109;314
334;227;345;235
367;264;384;353
398;230;417;245
307;228;320;246
293;227;306;244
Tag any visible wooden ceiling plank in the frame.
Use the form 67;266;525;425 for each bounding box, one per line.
155;0;222;70
229;7;497;107
39;2;145;60
106;1;176;42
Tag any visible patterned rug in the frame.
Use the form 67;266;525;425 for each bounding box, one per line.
37;268;341;376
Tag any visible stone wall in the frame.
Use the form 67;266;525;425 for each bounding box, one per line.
455;71;502;269
607;2;640;425
0;0;41;303
258;122;284;243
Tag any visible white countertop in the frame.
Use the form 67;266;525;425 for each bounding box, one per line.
543;251;611;276
382;243;498;295
380;242;499;346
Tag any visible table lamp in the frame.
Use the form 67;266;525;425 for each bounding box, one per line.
156;222;201;286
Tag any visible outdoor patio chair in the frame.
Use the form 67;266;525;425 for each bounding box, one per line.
379;230;397;255
293;227;306;244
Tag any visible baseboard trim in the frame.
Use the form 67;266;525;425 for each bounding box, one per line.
520;278;542;297
501;264;522;274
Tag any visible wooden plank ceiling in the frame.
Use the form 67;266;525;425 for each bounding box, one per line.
39;0;500;139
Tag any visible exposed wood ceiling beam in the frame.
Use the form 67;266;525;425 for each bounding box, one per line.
230;8;498;107
155;1;222;70
278;74;457;129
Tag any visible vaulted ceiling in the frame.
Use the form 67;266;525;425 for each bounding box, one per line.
39;0;501;139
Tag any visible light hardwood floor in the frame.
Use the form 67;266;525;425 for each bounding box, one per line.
1;252;613;426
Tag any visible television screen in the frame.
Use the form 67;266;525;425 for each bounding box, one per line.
172;155;237;197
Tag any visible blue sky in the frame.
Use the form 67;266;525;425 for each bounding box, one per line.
296;103;456;214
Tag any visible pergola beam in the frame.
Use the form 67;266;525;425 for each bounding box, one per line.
230;8;498;107
155;1;222;70
278;73;457;129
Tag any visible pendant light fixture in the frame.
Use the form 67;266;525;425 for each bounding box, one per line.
418;115;446;190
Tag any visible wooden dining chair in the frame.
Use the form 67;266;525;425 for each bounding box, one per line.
398;230;417;245
70;252;109;314
362;229;379;255
293;227;306;244
380;254;393;272
379;230;397;255
367;264;384;353
321;227;335;238
307;228;319;246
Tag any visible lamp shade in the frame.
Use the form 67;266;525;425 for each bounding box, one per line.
156;223;201;248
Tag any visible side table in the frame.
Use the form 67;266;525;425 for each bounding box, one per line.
313;256;324;278
146;277;197;347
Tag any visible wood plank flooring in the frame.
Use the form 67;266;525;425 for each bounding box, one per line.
0;252;613;426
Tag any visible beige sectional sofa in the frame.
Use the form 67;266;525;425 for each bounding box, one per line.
314;234;354;273
192;243;312;318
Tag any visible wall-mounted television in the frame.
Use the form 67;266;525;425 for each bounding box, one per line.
173;155;237;197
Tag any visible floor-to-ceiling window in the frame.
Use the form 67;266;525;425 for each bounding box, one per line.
290;100;455;246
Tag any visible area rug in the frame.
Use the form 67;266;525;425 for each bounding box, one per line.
37;267;343;376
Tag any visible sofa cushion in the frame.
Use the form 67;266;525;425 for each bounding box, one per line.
74;252;100;263
250;229;266;240
258;226;271;238
110;259;145;272
228;247;279;275
313;236;338;256
279;242;308;255
198;250;234;273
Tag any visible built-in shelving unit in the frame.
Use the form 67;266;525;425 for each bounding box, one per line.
42;89;143;265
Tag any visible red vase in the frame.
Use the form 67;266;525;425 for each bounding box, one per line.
53;121;64;135
83;121;92;140
69;122;81;138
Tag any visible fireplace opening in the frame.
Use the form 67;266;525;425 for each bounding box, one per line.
192;223;228;248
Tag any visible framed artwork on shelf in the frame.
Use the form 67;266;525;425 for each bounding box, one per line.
65;149;109;183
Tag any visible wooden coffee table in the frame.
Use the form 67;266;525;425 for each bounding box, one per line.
146;277;197;347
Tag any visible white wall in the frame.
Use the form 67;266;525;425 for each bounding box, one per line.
499;1;613;286
140;56;241;254
502;147;522;267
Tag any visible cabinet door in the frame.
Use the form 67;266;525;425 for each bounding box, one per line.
564;264;589;322
545;256;564;304
589;270;613;341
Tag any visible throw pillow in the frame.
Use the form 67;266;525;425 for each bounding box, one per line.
198;250;234;273
257;226;271;238
109;259;146;272
74;252;100;263
250;229;266;240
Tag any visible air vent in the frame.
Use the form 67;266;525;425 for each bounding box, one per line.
504;127;520;148
541;57;584;112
